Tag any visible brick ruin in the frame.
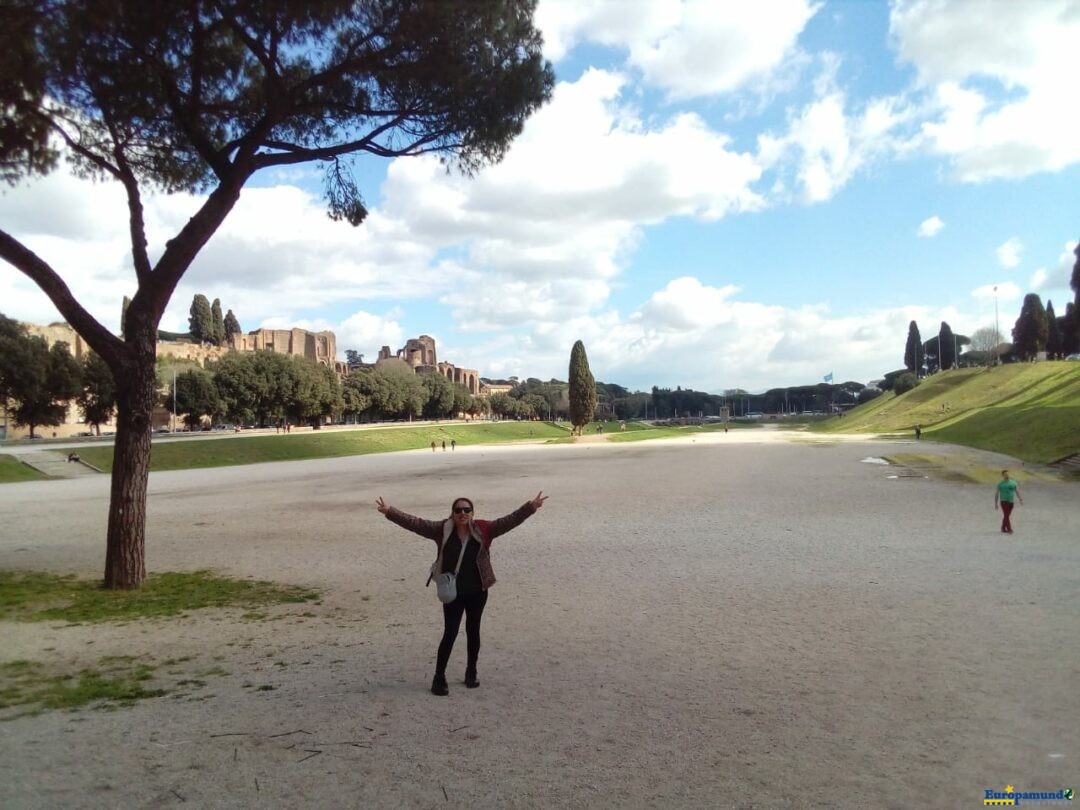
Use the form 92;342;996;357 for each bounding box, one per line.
376;335;481;395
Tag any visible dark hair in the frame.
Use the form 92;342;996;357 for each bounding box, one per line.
450;497;474;515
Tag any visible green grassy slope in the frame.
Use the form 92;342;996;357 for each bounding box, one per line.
816;362;1080;463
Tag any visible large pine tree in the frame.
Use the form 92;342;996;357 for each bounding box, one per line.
0;1;553;588
568;340;597;433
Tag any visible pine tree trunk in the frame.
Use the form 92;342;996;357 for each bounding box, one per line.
103;338;157;589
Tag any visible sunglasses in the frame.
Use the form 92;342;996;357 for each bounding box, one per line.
453;506;473;514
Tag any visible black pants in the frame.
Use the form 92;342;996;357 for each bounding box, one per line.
436;590;488;676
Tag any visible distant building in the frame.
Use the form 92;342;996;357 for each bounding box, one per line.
231;327;348;376
479;382;514;397
3;320;349;439
375;335;481;395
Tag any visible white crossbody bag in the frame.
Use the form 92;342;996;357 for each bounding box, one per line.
429;535;469;604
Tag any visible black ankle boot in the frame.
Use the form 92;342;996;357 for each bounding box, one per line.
464;668;479;689
431;674;449;696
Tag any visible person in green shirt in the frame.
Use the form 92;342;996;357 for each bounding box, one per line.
994;469;1023;533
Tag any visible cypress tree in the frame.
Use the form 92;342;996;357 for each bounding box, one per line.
568;340;597;433
1012;293;1048;360
223;309;242;344
1061;303;1079;356
904;320;923;374
1072;243;1080;347
188;294;213;344
938;322;956;370
1045;300;1061;359
211;298;226;346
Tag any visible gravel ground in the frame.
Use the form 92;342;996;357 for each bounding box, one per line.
0;432;1076;809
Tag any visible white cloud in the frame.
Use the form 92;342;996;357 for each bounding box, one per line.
535;0;681;63
1030;241;1079;297
536;0;819;100
756;87;914;203
454;275;976;392
0;171;456;336
891;0;1080;181
917;216;944;237
257;310;406;358
376;69;765;331
637;276;741;329
1;70;767;352
627;1;819;101
996;238;1022;269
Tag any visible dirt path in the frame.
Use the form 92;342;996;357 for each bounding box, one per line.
0;434;1076;808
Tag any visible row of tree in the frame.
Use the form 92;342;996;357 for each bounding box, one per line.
169;352;605;428
187;295;242;347
0;314;116;437
900;246;1080;380
1;315;609;438
903;321;971;376
1011;293;1078;361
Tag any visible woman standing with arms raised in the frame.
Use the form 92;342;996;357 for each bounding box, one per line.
375;492;548;696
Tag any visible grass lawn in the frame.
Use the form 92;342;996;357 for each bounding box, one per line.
0;570;318;623
0;570;317;718
1;657;166;717
607;421;761;443
61;420;768;472
0;455;47;484
76;421;568;472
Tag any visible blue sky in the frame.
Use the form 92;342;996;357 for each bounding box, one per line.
2;0;1078;392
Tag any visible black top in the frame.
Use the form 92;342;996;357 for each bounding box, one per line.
440;533;483;595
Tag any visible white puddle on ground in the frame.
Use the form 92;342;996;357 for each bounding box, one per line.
861;457;890;465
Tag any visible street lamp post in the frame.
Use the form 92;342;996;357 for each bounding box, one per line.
994;285;1000;366
172;368;177;433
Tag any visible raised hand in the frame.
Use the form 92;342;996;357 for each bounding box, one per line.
529;491;548;510
376;496;390;514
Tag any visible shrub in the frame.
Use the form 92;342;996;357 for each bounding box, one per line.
894;373;919;394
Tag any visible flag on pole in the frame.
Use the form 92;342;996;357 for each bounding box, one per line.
823;372;833;382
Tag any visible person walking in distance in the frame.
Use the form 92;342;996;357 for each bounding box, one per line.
375;492;548;695
994;469;1023;533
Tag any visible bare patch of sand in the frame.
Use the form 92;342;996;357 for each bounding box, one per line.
0;434;1076;808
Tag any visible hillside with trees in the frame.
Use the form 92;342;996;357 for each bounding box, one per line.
815;363;1080;464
